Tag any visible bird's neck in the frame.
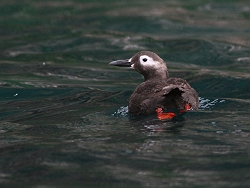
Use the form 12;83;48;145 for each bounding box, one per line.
143;70;169;82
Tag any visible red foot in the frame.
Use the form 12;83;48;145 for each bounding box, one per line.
156;103;192;120
156;108;177;120
184;103;191;111
180;103;192;114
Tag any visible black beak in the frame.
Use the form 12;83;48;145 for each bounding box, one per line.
109;59;132;67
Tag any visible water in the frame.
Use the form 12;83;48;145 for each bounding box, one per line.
1;0;250;187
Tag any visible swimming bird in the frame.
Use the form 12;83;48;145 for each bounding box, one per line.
109;51;198;119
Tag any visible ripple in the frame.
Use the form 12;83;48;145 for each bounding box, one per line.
112;97;226;117
199;97;225;110
112;106;129;117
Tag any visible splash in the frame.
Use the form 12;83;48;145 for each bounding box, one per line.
112;106;129;117
199;97;225;110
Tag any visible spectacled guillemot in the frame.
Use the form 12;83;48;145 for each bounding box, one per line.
109;51;199;119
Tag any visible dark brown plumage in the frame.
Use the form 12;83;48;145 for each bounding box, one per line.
109;51;199;116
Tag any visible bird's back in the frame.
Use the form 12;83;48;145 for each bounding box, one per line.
128;78;198;116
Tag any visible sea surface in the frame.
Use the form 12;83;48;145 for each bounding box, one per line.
0;0;250;187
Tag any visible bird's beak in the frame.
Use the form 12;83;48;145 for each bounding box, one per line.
109;59;132;67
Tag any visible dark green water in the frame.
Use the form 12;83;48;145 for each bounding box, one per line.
1;0;250;187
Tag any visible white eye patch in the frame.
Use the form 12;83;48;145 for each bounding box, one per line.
139;55;159;68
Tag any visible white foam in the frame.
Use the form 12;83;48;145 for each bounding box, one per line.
112;106;129;117
199;97;225;110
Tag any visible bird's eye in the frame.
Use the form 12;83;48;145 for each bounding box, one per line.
142;58;147;62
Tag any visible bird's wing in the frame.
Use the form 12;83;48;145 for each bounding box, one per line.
162;78;199;110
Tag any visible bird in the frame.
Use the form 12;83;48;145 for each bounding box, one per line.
109;51;199;119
